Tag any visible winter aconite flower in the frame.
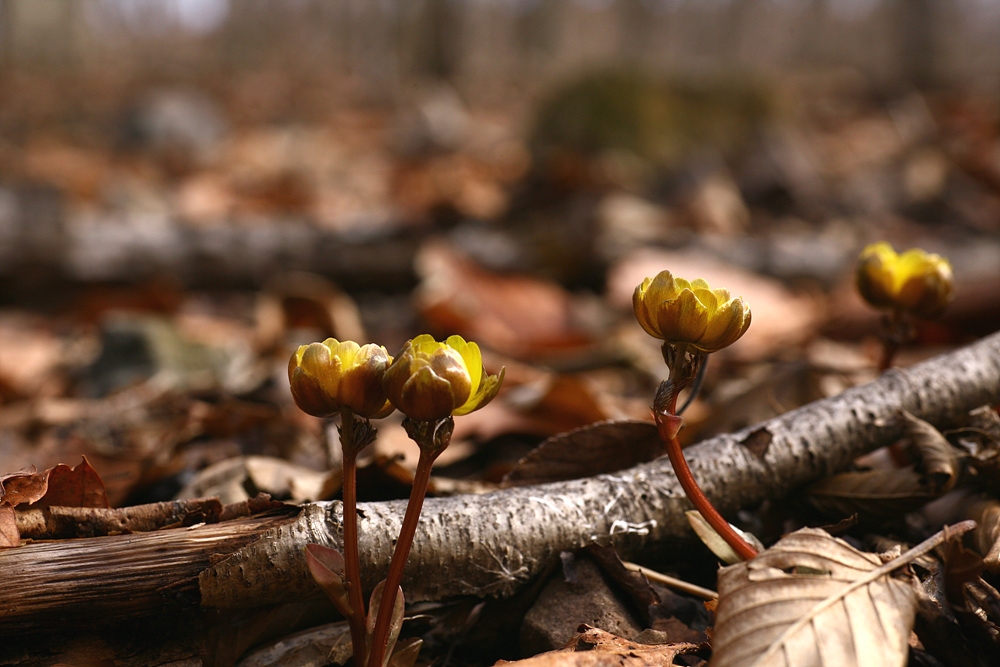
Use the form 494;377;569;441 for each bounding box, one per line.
633;271;751;352
856;242;954;318
383;334;504;422
289;339;394;419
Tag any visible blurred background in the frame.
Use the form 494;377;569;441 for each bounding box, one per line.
0;0;998;507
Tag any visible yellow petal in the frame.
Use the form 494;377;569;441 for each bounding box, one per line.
699;297;751;352
446;334;482;395
454;366;505;416
666;289;709;344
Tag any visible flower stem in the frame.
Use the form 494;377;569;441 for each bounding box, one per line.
339;409;368;664
655;384;758;561
366;443;439;667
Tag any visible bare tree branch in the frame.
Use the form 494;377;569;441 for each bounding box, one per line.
2;331;998;634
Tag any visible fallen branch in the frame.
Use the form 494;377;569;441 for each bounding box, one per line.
2;331;998;634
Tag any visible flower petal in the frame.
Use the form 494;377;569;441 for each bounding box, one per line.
699;297;751;352
454;366;505;415
446;334;483;396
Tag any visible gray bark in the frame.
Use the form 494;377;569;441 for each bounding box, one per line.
2;331;998;633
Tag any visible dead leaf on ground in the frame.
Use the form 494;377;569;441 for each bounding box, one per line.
37;456;109;509
496;625;703;667
897;411;960;494
806;413;959;523
416;242;596;360
501;420;660;488
0;467;50;507
711;527;922;667
966;498;1000;572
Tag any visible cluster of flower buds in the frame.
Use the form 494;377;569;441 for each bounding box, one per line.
289;334;504;425
855;242;954;319
633;270;751;353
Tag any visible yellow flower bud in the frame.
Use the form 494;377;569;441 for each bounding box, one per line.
633;271;751;352
383;334;505;422
288;339;394;419
856;243;953;318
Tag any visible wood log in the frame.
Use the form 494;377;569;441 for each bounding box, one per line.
1;331;998;635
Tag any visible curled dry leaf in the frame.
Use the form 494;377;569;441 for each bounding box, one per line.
956;406;1000;486
711;527;919;667
897;411;960;495
806;413;959;522
966;498;1000;573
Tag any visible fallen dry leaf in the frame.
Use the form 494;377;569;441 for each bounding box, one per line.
496;625;702;667
966;498;1000;572
0;467;50;507
711;527;920;667
37;457;109;509
502;420;661;488
806;413;959;523
416;242;595;360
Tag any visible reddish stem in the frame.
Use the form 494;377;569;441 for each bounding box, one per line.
339;410;368;663
655;390;758;561
366;448;436;667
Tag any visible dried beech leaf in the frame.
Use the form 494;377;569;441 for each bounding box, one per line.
806;466;939;521
37;456;109;509
0;468;49;506
497;625;702;667
0;504;19;548
898;411;959;494
416;242;594;359
501;419;661;488
711;527;917;667
807;414;958;522
966;498;1000;572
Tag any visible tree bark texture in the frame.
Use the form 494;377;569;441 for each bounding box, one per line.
2;331;998;634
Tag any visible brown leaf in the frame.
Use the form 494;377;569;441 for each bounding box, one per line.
806;466;937;521
416;243;595;360
496;625;702;667
711;527;925;667
0;468;49;506
501;420;661;488
807;414;959;522
898;411;959;494
966;498;1000;572
37;456;109;509
0;504;19;548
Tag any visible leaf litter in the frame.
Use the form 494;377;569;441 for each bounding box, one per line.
2;26;1000;666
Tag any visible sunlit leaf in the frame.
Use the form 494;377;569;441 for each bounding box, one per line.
685;510;764;565
711;527;918;667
